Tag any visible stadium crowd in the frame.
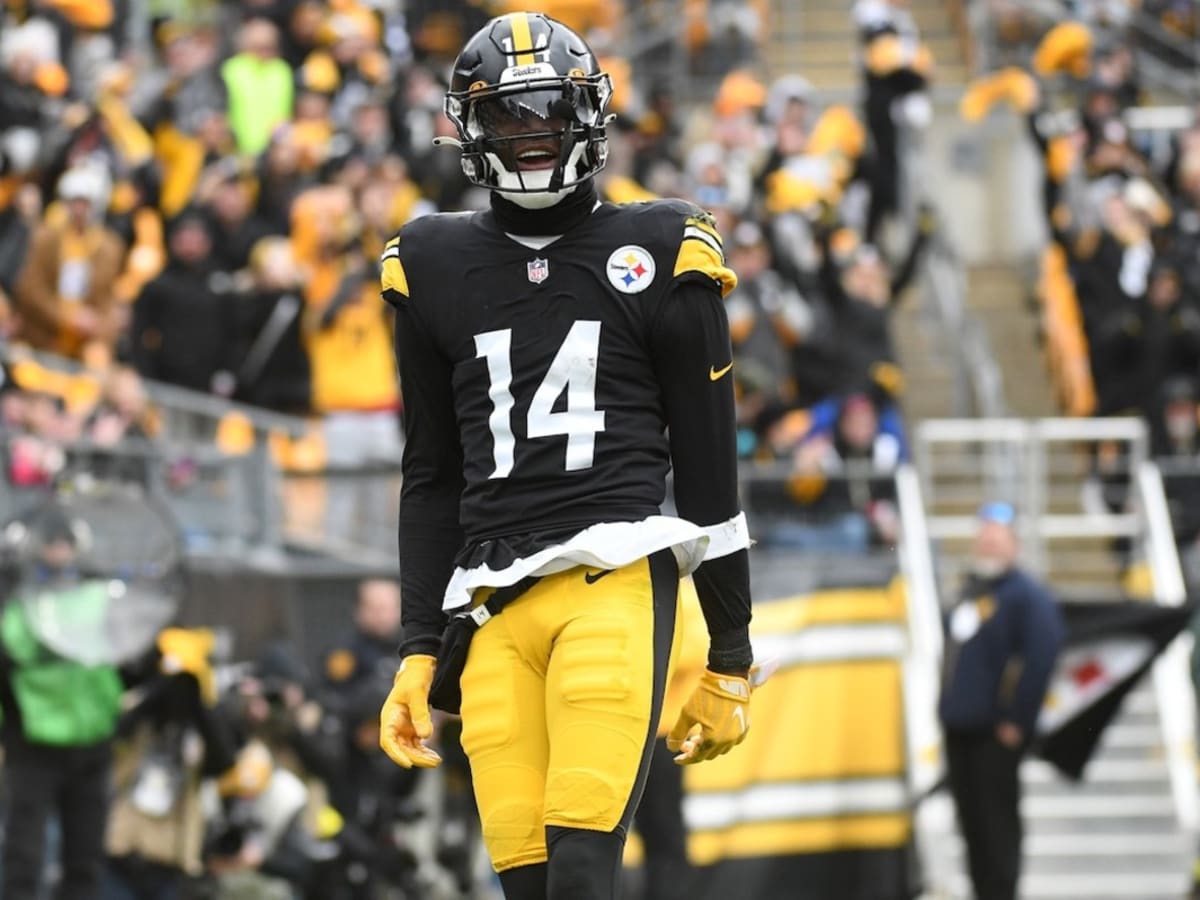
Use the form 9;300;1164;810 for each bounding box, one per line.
21;0;1180;897
0;0;948;896
4;0;1200;896
0;0;940;553
959;9;1200;575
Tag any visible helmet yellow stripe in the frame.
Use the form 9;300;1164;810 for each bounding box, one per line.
508;12;536;65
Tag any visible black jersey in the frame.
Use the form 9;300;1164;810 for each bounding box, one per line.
382;199;735;548
385;195;752;670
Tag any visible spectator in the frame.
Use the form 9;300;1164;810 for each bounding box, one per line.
138;26;231;219
204;740;310;900
817;211;932;399
346;91;396;163
293;186;400;537
71;365;155;484
256;129;311;235
686;0;764;78
103;628;239;900
771;391;906;551
233;237;311;413
3;374;81;487
281;1;326;69
1092;258;1200;427
14;165;126;361
940;502;1065;900
320;679;424;899
0;184;43;328
0;17;70;178
130;208;238;395
229;644;344;837
197;164;272;274
321;578;402;703
317;7;391;129
723;220;825;437
855;0;933;240
221;17;294;157
1058;184;1158;413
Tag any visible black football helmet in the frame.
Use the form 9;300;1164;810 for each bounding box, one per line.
444;13;613;206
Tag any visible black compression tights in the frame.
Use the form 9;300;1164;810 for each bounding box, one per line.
498;827;626;899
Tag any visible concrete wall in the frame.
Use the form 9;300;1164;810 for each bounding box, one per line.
919;105;1049;266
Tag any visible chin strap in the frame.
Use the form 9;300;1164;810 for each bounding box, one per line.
546;98;580;194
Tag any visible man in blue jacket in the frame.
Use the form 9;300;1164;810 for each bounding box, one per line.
939;501;1065;900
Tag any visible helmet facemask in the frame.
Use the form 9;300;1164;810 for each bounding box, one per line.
447;73;612;209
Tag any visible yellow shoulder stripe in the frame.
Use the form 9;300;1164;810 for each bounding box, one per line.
675;238;738;297
684;215;723;248
381;255;409;298
380;233;408;298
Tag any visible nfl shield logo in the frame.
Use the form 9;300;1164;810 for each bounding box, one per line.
527;258;550;284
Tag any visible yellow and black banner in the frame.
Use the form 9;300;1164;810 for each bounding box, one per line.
682;579;915;899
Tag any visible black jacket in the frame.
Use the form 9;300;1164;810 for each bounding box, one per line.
232;288;311;413
940;567;1065;736
131;262;238;392
1092;301;1200;416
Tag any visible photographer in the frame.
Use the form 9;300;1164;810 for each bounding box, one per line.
203;740;310;900
318;680;425;900
0;509;127;900
103;628;239;900
232;645;345;820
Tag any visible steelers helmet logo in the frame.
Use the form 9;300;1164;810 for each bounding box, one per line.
606;245;656;294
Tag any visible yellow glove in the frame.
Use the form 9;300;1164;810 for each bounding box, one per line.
668;668;752;765
379;655;442;769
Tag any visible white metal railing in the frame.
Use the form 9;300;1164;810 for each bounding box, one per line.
896;463;946;796
904;418;1198;892
915;417;1149;576
0;346;311;438
1135;462;1199;834
894;464;954;895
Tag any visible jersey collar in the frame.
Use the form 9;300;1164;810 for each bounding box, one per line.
489;179;598;237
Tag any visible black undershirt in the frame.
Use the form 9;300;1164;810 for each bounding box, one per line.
489;179;598;236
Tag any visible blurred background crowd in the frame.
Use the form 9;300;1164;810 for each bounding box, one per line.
0;0;946;559
0;0;945;895
4;0;1200;897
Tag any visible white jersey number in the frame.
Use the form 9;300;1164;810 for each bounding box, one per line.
474;321;606;478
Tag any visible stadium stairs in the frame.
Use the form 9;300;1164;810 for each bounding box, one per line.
915;680;1189;900
767;0;970;93
933;684;1192;900
764;5;1194;895
890;288;959;422
916;257;1192;900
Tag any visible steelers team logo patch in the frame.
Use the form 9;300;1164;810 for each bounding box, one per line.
606;245;656;294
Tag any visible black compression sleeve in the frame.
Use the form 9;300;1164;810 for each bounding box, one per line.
393;300;465;659
650;275;753;674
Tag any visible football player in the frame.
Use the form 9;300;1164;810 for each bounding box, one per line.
378;13;756;899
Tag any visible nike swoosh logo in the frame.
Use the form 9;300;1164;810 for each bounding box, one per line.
709;362;733;381
718;678;750;699
732;705;746;735
584;568;615;584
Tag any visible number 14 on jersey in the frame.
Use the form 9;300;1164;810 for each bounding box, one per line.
474;320;607;478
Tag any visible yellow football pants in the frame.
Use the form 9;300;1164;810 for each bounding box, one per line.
459;551;681;872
